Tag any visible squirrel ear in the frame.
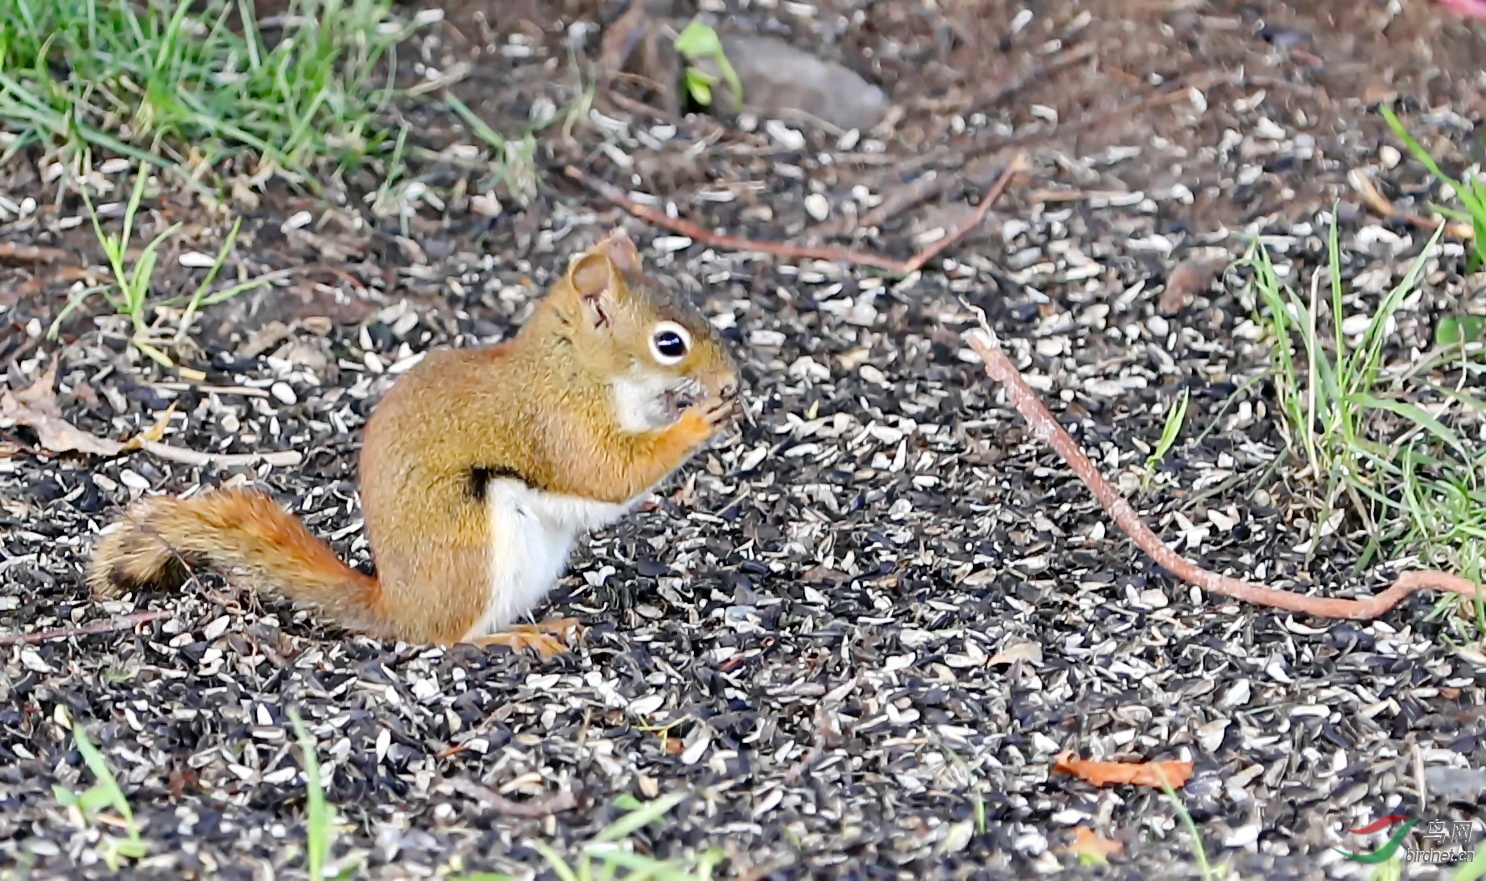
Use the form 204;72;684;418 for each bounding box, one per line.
567;252;619;328
593;227;640;274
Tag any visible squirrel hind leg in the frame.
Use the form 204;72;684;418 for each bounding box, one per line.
87;498;201;597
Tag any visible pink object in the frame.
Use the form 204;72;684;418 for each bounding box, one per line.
1439;0;1486;19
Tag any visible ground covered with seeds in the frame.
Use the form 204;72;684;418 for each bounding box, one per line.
3;0;1486;878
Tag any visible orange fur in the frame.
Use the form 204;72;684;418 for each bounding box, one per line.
86;228;738;647
87;488;392;636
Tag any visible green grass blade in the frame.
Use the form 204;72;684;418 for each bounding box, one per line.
1349;225;1445;395
1451;845;1486;880
446;92;509;150
288;708;332;881
1352;393;1468;459
1327;207;1346;360
532;840;581;881
71;722;137;829
593;792;687;844
1425;383;1486;415
176;216;244;331
1142;388;1190;488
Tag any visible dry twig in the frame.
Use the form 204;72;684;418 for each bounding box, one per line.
1349;168;1476;240
965;324;1483;620
449;777;578;817
976;43;1097;113
0;610;173;646
566;155;1028;274
0;241;68;263
136;440;303;469
3;357;300;468
823;157;1012;239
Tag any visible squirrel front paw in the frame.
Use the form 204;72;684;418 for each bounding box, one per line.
664;377;739;430
702;395;739;430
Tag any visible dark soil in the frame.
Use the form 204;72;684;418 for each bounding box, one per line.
3;1;1486;879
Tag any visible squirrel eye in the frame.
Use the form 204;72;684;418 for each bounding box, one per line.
649;322;691;365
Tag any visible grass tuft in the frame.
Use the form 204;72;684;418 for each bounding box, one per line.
1236;216;1486;619
48;157;272;365
0;0;424;182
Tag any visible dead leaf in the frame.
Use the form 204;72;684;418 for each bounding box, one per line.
0;358;174;458
70;381;100;409
1054;751;1194;789
0;358;125;457
1158;258;1215;315
988;640;1043;666
1069;826;1123;864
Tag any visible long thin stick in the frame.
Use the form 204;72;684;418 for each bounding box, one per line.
566;156;1027;274
966;327;1482;620
0;610;173;646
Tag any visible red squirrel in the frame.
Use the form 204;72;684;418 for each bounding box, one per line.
87;229;740;656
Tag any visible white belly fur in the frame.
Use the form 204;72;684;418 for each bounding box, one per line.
468;481;634;638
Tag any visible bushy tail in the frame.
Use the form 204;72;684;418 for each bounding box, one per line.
87;488;389;637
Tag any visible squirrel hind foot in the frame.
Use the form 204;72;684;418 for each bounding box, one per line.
470;629;571;658
469;619;583;658
87;498;200;597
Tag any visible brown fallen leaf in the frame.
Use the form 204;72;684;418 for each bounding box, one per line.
1158;258;1216;315
0;358;125;457
1069;826;1123;864
1054;751;1194;789
0;358;175;458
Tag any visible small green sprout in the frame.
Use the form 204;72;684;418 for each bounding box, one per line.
1142;388;1191;491
54;721;148;870
675;21;742;113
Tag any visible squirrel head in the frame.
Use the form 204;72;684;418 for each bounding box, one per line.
545;228;739;434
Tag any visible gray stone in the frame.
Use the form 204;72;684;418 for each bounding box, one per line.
694;34;889;133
